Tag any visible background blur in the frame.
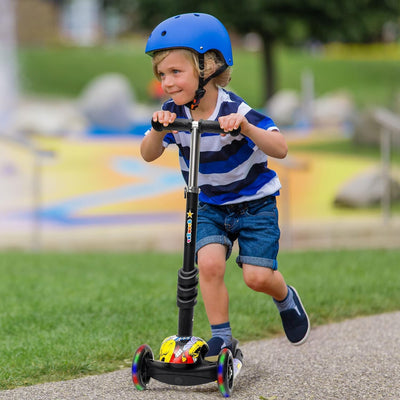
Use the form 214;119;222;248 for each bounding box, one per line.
1;0;400;252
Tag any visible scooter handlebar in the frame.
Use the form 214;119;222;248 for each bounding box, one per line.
151;118;241;136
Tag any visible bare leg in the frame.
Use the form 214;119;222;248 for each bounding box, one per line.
242;264;310;345
197;243;229;325
242;263;288;300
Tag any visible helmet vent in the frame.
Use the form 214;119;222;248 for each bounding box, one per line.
161;30;167;36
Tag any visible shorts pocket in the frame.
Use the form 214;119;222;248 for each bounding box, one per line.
245;196;277;217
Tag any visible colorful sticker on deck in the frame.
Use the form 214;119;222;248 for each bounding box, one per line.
159;335;207;364
186;211;193;243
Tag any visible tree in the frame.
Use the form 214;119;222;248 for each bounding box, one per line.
117;0;400;103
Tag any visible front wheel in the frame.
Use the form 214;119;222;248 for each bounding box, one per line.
132;344;153;390
217;348;234;397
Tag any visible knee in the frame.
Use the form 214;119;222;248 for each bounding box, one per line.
198;254;225;281
243;267;273;293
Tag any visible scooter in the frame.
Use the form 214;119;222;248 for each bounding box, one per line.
132;118;243;397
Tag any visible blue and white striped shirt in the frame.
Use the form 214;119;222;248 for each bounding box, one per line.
160;87;281;205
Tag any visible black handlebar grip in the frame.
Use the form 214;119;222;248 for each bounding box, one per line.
151;118;241;136
151;118;193;132
198;120;241;136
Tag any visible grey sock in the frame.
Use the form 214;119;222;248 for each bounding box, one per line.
274;286;296;312
210;321;232;346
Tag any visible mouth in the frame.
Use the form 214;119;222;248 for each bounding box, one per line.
166;90;192;106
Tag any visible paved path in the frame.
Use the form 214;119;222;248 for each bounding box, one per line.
1;311;399;400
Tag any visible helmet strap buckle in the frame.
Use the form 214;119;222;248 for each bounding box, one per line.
186;54;228;110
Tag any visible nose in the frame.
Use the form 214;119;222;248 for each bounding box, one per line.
163;73;176;89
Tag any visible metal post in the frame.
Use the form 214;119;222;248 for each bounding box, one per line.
380;127;391;225
280;165;292;248
32;150;41;251
301;69;314;127
0;0;18;129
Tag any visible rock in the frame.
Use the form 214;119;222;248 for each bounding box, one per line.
353;108;381;146
334;167;400;208
354;107;400;148
312;91;355;126
15;97;86;137
265;90;301;126
79;73;135;130
266;90;356;129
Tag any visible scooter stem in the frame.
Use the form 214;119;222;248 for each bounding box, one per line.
177;121;201;337
151;118;240;338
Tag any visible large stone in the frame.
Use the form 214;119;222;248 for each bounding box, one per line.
334;167;400;208
15;97;86;137
353;108;379;146
79;73;134;130
266;90;356;128
312;91;355;126
353;108;400;148
266;90;301;126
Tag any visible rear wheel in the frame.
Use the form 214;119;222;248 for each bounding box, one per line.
217;348;234;397
132;344;153;390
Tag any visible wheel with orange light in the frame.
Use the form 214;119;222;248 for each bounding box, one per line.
217;348;234;397
132;344;153;390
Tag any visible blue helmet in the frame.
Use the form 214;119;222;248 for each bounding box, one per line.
145;13;233;66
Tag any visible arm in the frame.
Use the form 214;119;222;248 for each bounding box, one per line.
218;113;288;159
245;125;288;159
140;111;177;162
140;129;166;162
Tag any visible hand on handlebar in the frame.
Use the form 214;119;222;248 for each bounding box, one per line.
218;113;248;136
151;113;241;136
152;111;178;132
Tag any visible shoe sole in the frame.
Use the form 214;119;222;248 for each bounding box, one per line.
288;285;310;346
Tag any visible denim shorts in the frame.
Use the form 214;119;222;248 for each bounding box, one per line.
196;195;280;270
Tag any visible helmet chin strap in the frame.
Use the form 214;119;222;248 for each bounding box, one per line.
186;53;228;110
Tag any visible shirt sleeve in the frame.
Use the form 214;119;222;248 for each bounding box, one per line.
162;132;175;147
245;108;279;131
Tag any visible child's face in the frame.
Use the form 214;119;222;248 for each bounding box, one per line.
156;50;199;106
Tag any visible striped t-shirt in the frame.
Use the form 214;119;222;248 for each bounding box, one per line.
159;87;281;205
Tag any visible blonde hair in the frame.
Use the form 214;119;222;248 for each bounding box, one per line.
152;48;231;88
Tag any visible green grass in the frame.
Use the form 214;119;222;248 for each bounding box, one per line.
276;47;400;109
18;44;154;102
18;42;400;109
1;249;399;389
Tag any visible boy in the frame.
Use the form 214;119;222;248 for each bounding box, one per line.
141;13;310;360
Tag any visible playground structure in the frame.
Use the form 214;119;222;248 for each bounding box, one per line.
1;1;399;252
1;109;400;252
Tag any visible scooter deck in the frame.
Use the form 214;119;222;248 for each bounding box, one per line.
143;348;243;387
